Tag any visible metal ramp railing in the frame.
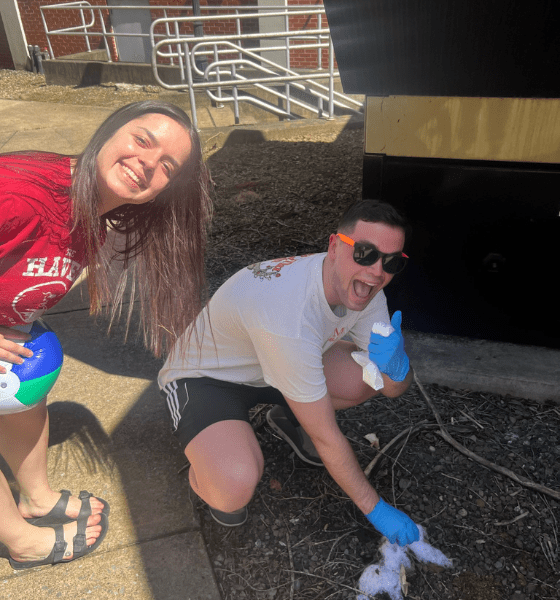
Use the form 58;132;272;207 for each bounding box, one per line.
149;6;363;130
38;3;363;130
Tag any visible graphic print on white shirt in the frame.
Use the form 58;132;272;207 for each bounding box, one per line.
158;253;390;403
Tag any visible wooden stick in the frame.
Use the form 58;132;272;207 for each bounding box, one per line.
363;420;438;478
285;530;295;600
494;510;529;526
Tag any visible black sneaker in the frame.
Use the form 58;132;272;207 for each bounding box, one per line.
266;405;323;467
209;506;248;527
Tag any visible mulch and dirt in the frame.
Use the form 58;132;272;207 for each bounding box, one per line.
199;386;559;600
2;69;559;600
199;95;560;600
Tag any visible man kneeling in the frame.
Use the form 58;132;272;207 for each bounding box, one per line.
158;199;419;546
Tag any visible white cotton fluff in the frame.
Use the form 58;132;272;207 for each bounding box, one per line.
356;525;453;600
370;321;395;338
351;321;395;391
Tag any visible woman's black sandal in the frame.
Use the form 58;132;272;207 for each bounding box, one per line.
25;490;110;527
9;512;109;570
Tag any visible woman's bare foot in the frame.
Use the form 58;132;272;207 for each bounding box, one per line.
9;516;103;564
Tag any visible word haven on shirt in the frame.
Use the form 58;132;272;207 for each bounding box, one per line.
23;256;82;283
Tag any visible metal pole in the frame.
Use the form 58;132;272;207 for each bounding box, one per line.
39;8;55;60
80;6;91;53
98;7;113;63
184;41;199;131
192;0;208;73
284;11;290;117
327;36;334;119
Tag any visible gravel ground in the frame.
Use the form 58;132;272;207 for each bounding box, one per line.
0;69;165;107
2;69;559;600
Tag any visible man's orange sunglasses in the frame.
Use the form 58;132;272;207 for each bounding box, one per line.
336;233;408;274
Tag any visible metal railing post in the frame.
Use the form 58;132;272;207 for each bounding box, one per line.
175;21;185;80
183;40;199;130
40;8;55;60
164;9;173;66
327;36;335;119
213;44;224;106
231;63;240;125
317;12;322;70
97;7;111;62
283;11;291;117
235;10;242;62
79;6;91;53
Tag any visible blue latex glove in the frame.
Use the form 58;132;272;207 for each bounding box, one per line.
367;311;410;381
366;498;420;547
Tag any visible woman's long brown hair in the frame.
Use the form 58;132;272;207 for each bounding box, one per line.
72;101;213;357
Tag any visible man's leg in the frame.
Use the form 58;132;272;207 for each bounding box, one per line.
266;340;374;467
186;419;264;513
323;340;377;409
162;378;266;521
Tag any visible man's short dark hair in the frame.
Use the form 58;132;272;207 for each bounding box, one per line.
337;199;408;239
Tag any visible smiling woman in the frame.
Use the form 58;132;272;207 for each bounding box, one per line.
71;102;212;353
95;113;193;214
0;101;212;569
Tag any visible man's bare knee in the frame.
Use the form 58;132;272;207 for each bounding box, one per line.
189;457;261;511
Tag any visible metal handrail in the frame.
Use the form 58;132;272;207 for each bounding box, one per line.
39;3;326;60
40;2;214;62
152;36;361;129
39;4;363;128
40;1;96;59
149;8;362;129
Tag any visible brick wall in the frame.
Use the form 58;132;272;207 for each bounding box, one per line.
13;0;329;67
287;0;331;69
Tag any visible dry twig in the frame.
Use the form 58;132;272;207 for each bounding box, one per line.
494;510;529;526
363;420;437;478
281;521;296;600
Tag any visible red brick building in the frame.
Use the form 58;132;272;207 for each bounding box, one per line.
1;1;328;70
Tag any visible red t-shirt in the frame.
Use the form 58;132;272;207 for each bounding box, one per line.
0;153;88;326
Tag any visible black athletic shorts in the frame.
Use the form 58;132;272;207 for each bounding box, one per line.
159;377;291;449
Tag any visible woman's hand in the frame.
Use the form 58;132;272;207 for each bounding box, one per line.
0;327;33;374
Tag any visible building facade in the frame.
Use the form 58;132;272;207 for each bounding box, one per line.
0;0;327;71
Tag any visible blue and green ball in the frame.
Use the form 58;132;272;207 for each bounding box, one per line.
0;320;63;415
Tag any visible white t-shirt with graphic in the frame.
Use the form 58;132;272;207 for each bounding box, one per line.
158;253;390;403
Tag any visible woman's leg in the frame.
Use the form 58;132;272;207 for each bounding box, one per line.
0;469;102;562
186;419;264;513
0;400;105;519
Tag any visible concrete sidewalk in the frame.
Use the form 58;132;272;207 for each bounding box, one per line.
1;96;559;600
0;97;230;600
0;276;221;599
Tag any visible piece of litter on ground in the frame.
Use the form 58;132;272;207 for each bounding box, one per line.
399;564;408;596
364;433;380;448
357;525;453;600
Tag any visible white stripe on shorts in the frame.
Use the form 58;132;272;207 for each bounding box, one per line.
163;381;181;431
